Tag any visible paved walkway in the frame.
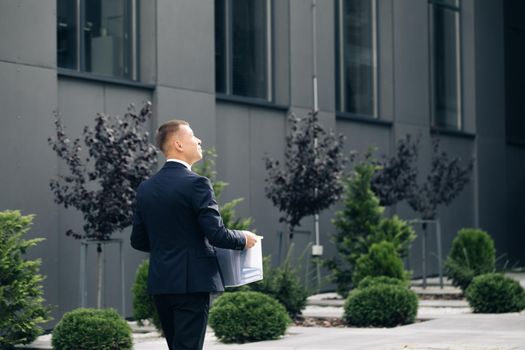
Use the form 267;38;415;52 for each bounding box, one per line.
23;273;525;349
26;309;525;350
132;313;525;350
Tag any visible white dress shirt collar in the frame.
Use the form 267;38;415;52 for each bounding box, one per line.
166;159;191;170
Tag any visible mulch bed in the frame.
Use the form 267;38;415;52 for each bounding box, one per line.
293;316;428;328
294;316;347;328
416;293;464;300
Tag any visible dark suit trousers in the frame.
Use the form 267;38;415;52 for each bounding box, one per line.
153;293;210;350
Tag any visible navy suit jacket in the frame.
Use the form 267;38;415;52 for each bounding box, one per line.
130;161;246;294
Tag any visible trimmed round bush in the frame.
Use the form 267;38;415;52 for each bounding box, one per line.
132;260;162;331
445;228;495;291
465;273;525;313
52;308;132;350
352;241;408;286
344;284;418;327
209;291;291;343
232;256;307;318
357;276;409;290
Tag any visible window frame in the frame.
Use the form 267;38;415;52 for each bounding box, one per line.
57;0;140;81
429;0;463;130
335;0;379;118
215;0;274;102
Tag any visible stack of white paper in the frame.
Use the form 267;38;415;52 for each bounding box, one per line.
215;239;263;287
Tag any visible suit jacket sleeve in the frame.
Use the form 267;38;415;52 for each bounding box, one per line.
192;176;246;250
130;204;150;252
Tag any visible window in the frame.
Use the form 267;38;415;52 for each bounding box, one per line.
57;0;138;80
504;0;525;144
335;0;378;116
215;0;272;101
429;0;462;129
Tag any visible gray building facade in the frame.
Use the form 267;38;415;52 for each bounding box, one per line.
1;0;524;325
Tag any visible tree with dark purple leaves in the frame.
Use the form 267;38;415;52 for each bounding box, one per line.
407;137;474;220
48;102;158;241
372;135;474;220
371;134;420;207
264;112;346;239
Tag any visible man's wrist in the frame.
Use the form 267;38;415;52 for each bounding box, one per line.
241;230;248;249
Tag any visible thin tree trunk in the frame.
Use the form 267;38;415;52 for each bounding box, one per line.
421;224;427;289
287;223;293;256
97;243;103;308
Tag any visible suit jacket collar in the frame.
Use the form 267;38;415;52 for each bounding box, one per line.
166;159;191;169
162;161;190;170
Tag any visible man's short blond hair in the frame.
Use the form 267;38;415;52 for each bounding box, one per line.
155;120;189;153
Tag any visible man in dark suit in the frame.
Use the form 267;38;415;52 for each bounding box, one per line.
131;120;258;350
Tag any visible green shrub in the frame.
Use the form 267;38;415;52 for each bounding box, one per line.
344;284;418;327
52;308;132;350
465;273;525;313
445;228;496;291
352;241;408;287
229;254;308;318
0;210;51;349
357;275;409;290
209;291;291;343
327;158;415;296
375;215;416;260
132;260;162;331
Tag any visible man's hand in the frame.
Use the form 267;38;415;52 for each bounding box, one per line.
243;231;260;249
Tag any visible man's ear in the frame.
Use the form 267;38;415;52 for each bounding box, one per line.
173;138;183;151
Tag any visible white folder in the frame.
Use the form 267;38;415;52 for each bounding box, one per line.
215;238;263;287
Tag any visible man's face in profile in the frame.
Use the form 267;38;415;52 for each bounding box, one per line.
177;124;202;164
